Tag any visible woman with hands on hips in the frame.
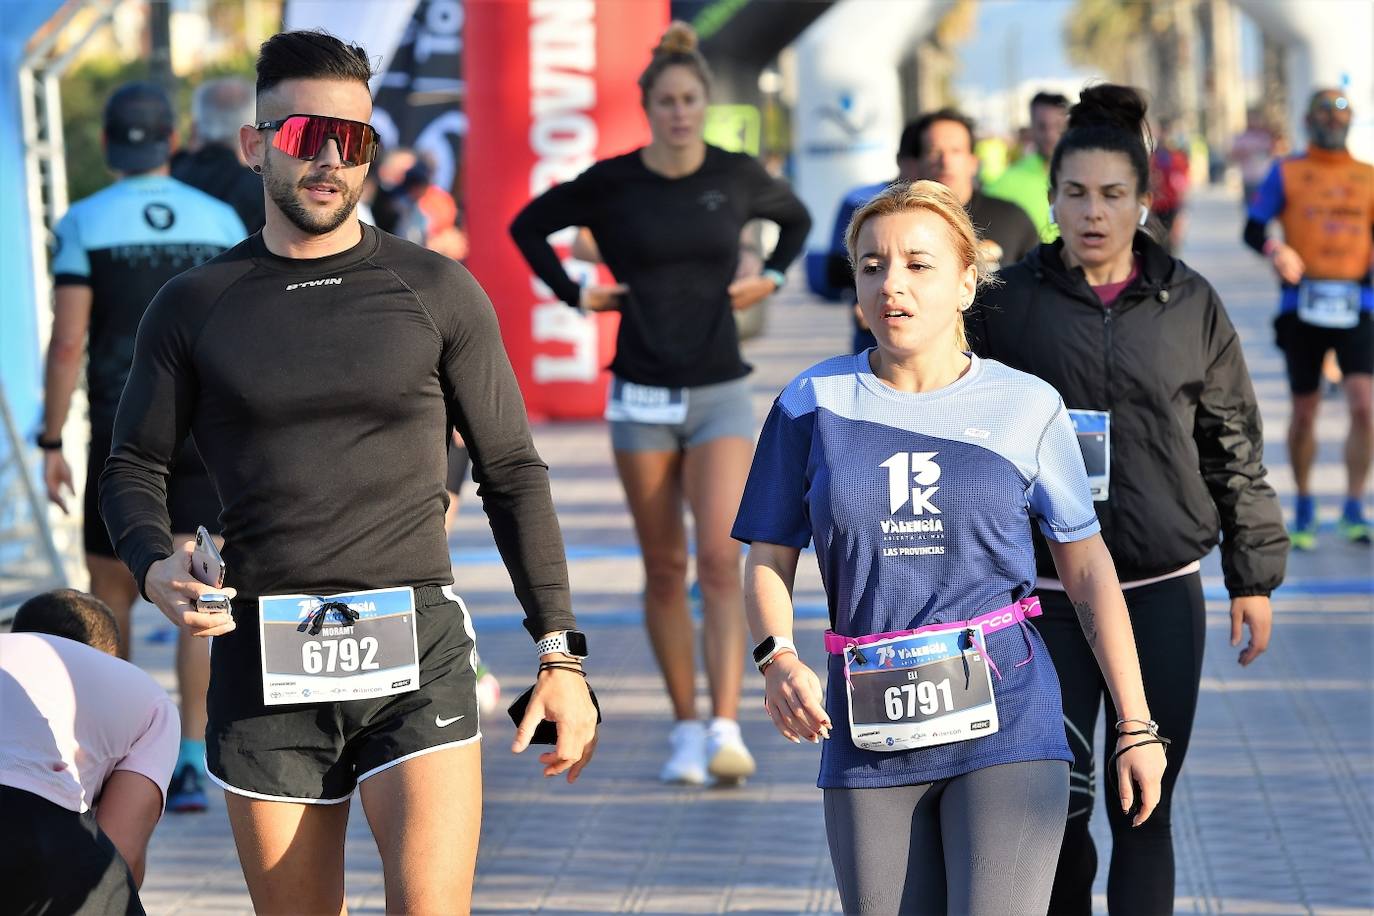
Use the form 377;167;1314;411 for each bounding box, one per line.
733;180;1166;915
510;21;810;787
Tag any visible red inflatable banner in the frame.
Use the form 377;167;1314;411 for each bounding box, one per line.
465;0;667;420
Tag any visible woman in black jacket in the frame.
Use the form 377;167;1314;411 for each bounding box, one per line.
969;84;1288;915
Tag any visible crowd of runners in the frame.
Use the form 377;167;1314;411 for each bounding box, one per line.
1;18;1369;916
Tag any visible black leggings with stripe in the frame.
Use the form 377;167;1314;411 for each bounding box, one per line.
1036;572;1206;915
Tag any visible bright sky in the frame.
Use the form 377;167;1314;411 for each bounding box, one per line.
953;0;1096;97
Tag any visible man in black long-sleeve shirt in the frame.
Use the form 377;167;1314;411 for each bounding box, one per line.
99;31;597;914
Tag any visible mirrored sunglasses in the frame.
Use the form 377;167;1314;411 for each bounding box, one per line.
254;114;380;166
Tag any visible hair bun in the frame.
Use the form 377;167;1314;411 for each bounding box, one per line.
1070;83;1148;135
655;21;699;56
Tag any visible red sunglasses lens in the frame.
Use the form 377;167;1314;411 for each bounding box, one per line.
273;116;377;164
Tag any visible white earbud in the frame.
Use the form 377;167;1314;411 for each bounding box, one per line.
1048;204;1057;225
1138;204;1149;226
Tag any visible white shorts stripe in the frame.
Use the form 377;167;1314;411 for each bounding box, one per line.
354;733;482;785
204;766;352;805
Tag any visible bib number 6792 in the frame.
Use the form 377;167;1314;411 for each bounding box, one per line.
302;636;380;674
884;678;954;720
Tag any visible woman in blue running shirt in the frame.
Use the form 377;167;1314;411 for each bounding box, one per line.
732;181;1166;915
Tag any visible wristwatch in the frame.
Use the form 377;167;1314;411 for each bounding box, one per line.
762;268;787;292
535;630;589;659
752;635;797;674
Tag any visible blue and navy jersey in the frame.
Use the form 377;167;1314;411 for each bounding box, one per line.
733;352;1097;788
51;175;246;426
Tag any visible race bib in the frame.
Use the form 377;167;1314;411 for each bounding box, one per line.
1297;280;1362;330
844;624;999;752
258;586;420;706
604;377;688;424
1068;409;1110;501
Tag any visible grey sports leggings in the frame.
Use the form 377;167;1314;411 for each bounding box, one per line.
824;760;1069;915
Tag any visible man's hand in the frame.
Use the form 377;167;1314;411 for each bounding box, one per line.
512;666;598;783
1230;595;1272;666
1268;243;1305;285
43;450;75;514
143;540;237;638
763;653;830;744
727;275;776;311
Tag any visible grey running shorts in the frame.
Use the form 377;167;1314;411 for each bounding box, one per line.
609;375;756;452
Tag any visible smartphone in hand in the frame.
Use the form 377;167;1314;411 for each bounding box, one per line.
191;525;225;588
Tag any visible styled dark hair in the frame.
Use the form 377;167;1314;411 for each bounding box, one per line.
1049;83;1152;195
256;30;374;99
637;21;712;106
898;108;977;160
1030;91;1071;113
12;589;120;655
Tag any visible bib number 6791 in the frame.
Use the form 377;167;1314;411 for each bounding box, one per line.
884;678;954;720
302;636;380;674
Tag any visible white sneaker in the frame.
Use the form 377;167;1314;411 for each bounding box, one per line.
705;717;756;786
660;720;707;785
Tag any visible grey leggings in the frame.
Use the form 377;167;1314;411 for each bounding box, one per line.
824;760;1069;915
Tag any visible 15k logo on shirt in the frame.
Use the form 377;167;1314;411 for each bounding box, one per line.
881;451;941;515
878;452;945;555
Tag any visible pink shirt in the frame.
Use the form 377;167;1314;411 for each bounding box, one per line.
1091;259;1141;308
0;633;179;812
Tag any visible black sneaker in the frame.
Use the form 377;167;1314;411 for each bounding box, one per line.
166;763;208;813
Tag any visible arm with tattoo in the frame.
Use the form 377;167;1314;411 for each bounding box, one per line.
1072;600;1098;647
1046;535;1150;723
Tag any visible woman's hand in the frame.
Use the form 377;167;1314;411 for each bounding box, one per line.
1230;595;1272;666
579;283;628;312
728;275;777;311
1114;732;1168;827
763;653;830;744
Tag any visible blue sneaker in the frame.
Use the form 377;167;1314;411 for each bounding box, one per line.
1290;496;1318;551
166;763;208;813
1339;499;1372;546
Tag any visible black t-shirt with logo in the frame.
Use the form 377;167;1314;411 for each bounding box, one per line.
510;145;812;388
100;224;574;639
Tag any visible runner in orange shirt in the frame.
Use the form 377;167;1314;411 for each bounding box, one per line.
1245;89;1374;547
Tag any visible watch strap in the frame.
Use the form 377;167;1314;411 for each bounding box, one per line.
753;635;797;673
535;630;587;659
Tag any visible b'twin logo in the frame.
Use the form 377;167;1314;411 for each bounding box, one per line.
880;451;941;515
286;277;343;291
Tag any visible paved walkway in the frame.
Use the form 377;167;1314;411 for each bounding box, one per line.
129;188;1370;914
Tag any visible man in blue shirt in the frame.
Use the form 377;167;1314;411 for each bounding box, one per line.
39;81;246;814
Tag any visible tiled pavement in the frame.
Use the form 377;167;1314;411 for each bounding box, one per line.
128;188;1371;914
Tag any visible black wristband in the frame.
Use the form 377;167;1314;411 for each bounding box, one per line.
36;434;62;451
539;662;587;677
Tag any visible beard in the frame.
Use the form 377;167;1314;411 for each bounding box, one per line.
1310;122;1350;150
264;161;362;235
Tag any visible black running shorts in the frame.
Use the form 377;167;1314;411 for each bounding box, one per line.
205;585;480;802
1274;310;1374;394
85;428;222;558
0;786;144;915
